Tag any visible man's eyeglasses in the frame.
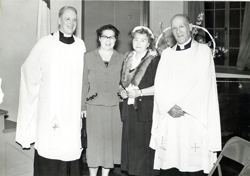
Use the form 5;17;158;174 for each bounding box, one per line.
101;35;116;41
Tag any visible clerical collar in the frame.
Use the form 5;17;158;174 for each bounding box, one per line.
176;38;192;51
59;30;75;44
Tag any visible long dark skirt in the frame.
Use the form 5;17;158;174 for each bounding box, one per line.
121;104;158;176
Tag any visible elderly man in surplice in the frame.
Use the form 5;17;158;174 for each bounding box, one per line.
150;14;222;176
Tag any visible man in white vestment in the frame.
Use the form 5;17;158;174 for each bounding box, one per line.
150;14;221;176
16;6;86;176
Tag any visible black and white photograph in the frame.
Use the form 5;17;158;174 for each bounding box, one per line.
0;0;250;176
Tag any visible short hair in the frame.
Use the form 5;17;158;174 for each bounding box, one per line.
129;27;155;49
58;6;77;17
96;24;120;43
170;14;191;26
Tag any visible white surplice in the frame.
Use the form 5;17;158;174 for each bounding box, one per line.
16;31;86;161
150;40;221;174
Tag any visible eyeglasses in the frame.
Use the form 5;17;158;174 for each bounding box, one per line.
101;35;116;41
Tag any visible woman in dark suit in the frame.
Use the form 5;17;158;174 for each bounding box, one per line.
82;24;124;176
119;26;160;176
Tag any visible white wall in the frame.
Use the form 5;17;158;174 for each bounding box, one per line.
0;0;39;122
0;0;82;122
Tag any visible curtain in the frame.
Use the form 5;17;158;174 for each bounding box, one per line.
37;0;51;41
188;1;205;26
188;1;205;41
236;2;250;70
0;0;2;11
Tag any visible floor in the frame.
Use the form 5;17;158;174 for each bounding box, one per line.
0;127;34;176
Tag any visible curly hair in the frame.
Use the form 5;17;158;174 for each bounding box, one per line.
129;27;155;49
96;24;120;44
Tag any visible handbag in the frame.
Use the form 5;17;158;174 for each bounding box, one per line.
81;117;87;148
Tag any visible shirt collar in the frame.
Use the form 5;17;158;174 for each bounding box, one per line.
176;37;192;51
59;30;75;44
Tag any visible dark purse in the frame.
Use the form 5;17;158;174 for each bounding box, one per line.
81;117;87;148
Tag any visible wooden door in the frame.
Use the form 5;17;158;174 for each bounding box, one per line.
82;1;148;54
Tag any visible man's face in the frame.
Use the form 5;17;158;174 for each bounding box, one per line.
59;9;77;36
171;16;192;44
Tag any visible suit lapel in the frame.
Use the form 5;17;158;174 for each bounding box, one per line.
94;48;119;68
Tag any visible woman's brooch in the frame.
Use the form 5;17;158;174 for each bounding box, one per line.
149;49;157;57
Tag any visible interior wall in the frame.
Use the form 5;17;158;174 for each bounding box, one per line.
83;1;142;54
0;0;38;122
83;1;114;52
0;0;82;122
150;1;185;48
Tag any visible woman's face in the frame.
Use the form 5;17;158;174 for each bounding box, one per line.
132;33;150;53
99;29;116;50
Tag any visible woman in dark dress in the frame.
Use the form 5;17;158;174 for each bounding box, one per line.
119;26;160;176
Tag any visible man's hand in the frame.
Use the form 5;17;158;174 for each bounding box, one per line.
168;105;185;118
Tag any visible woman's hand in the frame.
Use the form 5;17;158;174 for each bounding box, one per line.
127;89;140;98
120;89;128;99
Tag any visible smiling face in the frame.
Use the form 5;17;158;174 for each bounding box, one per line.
99;29;116;50
59;9;77;36
171;16;192;44
132;33;150;53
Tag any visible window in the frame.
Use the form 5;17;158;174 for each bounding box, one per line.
204;1;246;68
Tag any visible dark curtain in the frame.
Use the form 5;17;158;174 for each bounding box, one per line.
188;1;205;25
188;1;205;41
236;2;250;70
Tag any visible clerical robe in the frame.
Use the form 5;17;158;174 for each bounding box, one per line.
16;31;86;161
150;40;221;174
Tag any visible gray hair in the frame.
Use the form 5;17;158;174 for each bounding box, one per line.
170;14;191;25
58;6;77;17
